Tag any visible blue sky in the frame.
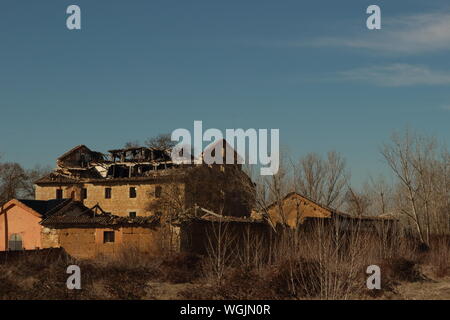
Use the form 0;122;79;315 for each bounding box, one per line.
1;0;449;185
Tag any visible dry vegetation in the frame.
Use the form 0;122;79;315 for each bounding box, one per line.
0;225;449;300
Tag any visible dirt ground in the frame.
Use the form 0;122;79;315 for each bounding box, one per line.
388;276;450;300
145;281;197;300
140;278;450;300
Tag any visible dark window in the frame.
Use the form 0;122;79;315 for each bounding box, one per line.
8;234;23;251
103;231;115;243
129;212;137;218
129;187;137;198
80;154;87;167
105;187;112;199
81;188;87;200
56;189;63;199
155;186;162;198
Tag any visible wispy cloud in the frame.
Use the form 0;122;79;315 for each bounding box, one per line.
440;105;450;111
339;64;450;87
305;12;450;55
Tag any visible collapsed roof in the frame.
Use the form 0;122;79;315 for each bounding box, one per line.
36;144;182;184
35;141;245;185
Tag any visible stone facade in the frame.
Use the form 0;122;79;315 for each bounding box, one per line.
31;143;257;258
35;144;255;218
41;227;60;248
56;226;164;259
34;144;186;217
267;192;332;228
36;181;183;217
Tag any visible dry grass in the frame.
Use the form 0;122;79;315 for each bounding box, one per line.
0;228;448;300
184;219;450;300
426;236;450;278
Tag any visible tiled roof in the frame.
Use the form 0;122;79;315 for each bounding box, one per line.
189;215;266;224
41;200;160;228
34;172;80;184
266;192;398;221
16;199;70;218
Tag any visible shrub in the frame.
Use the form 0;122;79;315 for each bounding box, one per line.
269;258;321;298
383;257;424;283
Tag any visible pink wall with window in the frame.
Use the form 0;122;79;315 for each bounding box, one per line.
0;201;43;251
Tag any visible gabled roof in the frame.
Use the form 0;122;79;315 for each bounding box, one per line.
266;192;398;221
1;198;71;219
57;145;91;161
201;139;243;164
266;192;333;213
15;199;71;218
35;172;81;184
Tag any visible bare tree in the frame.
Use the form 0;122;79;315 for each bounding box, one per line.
0;162;53;205
123;140;141;149
205;221;236;285
145;133;175;150
0;162;28;205
344;185;371;217
365;174;393;216
381;129;450;244
295;151;349;209
245;147;294;227
23;165;53;199
146;172;186;252
123;134;175;150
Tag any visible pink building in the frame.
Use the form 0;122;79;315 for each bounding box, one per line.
0;199;67;251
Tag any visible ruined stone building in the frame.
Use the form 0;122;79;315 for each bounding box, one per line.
35;144;255;219
6;143;257;258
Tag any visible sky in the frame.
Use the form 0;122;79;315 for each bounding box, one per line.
0;0;449;186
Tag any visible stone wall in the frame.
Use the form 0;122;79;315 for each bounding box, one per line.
267;193;332;228
40;227;60;248
57;228;97;259
36;181;185;217
57;226;165;259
